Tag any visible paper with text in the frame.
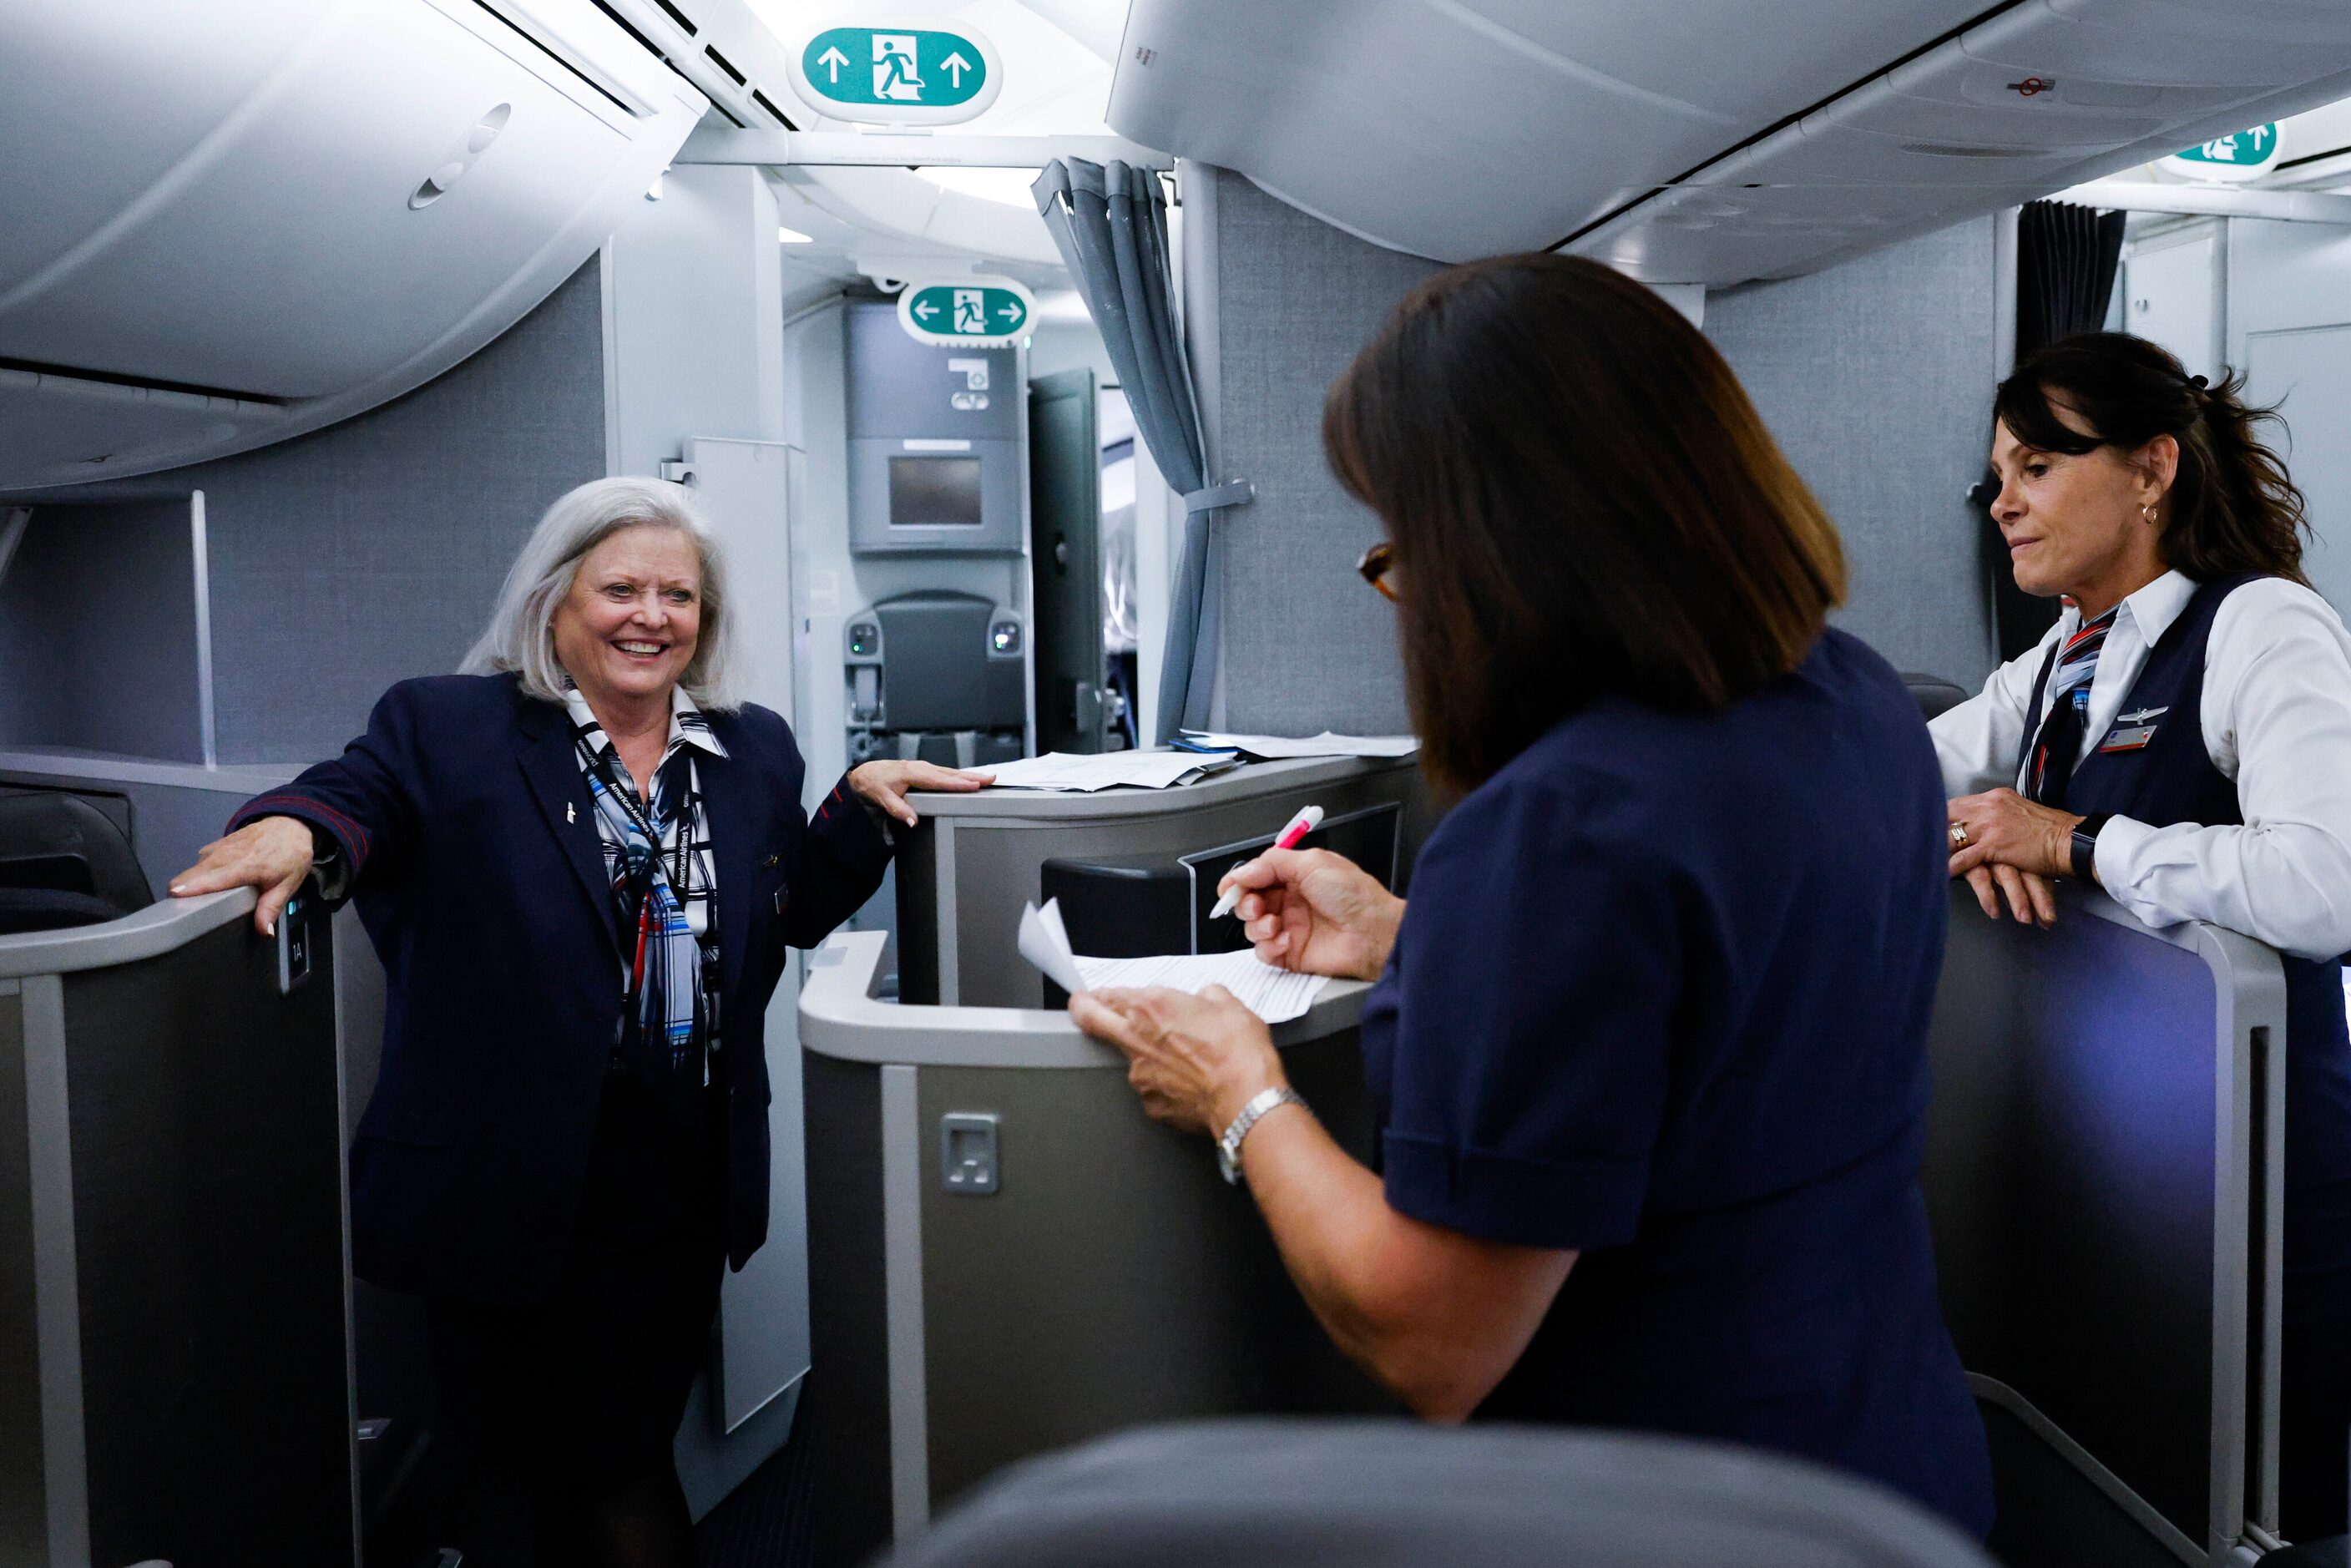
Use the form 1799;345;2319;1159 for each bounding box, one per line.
1176;730;1419;761
983;749;1241;792
1018;898;1329;1024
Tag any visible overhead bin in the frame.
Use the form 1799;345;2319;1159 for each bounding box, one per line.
1580;0;2351;286
1112;0;2351;282
1109;0;1986;263
0;369;287;492
0;0;704;489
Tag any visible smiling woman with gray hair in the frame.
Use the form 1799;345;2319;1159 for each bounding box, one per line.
169;476;988;1566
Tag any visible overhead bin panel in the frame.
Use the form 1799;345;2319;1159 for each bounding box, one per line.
1448;0;1987;130
2040;0;2351;86
0;2;620;399
1577;0;2351;286
1110;0;1987;262
0;1;321;297
0;371;287;488
0;0;702;489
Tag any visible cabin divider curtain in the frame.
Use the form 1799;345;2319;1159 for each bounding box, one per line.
1984;200;2129;661
1034;158;1250;742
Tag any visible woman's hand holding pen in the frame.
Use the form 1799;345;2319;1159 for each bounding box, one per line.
1219;847;1403;981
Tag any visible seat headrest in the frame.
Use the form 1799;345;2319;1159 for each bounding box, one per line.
1901;673;1970;722
882;1419;1996;1568
0;791;153;918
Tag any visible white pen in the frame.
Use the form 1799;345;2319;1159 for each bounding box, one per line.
1208;805;1324;921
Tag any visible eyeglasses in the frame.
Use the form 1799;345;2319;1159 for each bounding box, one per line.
1356;541;1399;602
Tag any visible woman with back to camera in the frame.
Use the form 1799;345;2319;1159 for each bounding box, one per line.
169;477;989;1566
1935;332;2351;1538
1065;253;1995;1535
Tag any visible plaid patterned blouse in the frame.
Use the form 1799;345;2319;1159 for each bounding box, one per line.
564;685;726;1095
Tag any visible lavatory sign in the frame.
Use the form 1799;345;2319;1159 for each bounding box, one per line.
898;277;1034;348
2161;123;2282;183
788;22;1002;125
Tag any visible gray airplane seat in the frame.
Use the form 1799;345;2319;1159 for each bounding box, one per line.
0;791;154;933
879;1419;2000;1568
2;885;356;1565
1902;673;1970;721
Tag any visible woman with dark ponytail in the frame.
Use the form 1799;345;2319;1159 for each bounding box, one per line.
1934;330;2351;1537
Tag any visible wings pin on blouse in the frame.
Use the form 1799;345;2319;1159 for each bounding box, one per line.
2098;706;2170;754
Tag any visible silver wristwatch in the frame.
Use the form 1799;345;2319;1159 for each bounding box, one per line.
1217;1086;1308;1185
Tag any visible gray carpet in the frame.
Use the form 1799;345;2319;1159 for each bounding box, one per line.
698;1383;821;1568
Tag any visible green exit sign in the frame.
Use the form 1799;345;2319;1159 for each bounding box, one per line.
789;23;1001;125
897;280;1034;346
2167;124;2280;177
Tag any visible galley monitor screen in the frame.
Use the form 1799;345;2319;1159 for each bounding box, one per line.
889;456;985;527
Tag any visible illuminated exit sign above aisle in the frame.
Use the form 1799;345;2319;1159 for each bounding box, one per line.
897;279;1034;347
2162;124;2282;182
788;22;1003;124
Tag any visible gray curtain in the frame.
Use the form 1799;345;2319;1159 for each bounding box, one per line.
1034;158;1248;742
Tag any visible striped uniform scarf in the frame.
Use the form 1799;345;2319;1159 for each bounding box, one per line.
564;686;726;1097
2025;605;2116;809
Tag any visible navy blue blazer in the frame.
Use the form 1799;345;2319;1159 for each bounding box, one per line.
231;672;891;1306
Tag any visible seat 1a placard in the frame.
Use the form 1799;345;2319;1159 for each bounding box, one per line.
789;21;1004;125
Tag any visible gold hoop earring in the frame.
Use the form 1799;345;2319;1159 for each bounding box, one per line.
2141;503;2158;525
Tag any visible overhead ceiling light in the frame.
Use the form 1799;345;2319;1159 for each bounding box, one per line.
778;225;815;244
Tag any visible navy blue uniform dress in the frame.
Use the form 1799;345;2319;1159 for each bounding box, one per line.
2019;575;2351;1538
230;674;892;1500
1362;627;1995;1536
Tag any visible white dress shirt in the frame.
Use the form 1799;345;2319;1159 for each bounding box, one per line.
1930;570;2351;962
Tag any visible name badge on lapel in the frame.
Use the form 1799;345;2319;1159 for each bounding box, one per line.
2098;706;2168;754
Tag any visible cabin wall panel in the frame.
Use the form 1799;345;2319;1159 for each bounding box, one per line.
1208;171;1436;737
1704;218;2001;688
0;501;205;762
9;260;609;765
197;258;609;763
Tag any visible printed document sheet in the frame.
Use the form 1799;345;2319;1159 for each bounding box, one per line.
1018;898;1328;1024
981;749;1241;792
1175;730;1419;761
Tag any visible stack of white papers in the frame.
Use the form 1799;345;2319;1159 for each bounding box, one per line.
1176;730;1419;761
979;749;1241;792
1018;898;1329;1024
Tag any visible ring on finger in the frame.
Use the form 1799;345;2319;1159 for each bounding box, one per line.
1949;822;1971;849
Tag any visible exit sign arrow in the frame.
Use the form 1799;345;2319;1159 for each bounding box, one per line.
791;21;1001;126
897;276;1035;346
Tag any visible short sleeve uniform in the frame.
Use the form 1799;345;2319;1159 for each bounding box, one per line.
1361;628;1993;1536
